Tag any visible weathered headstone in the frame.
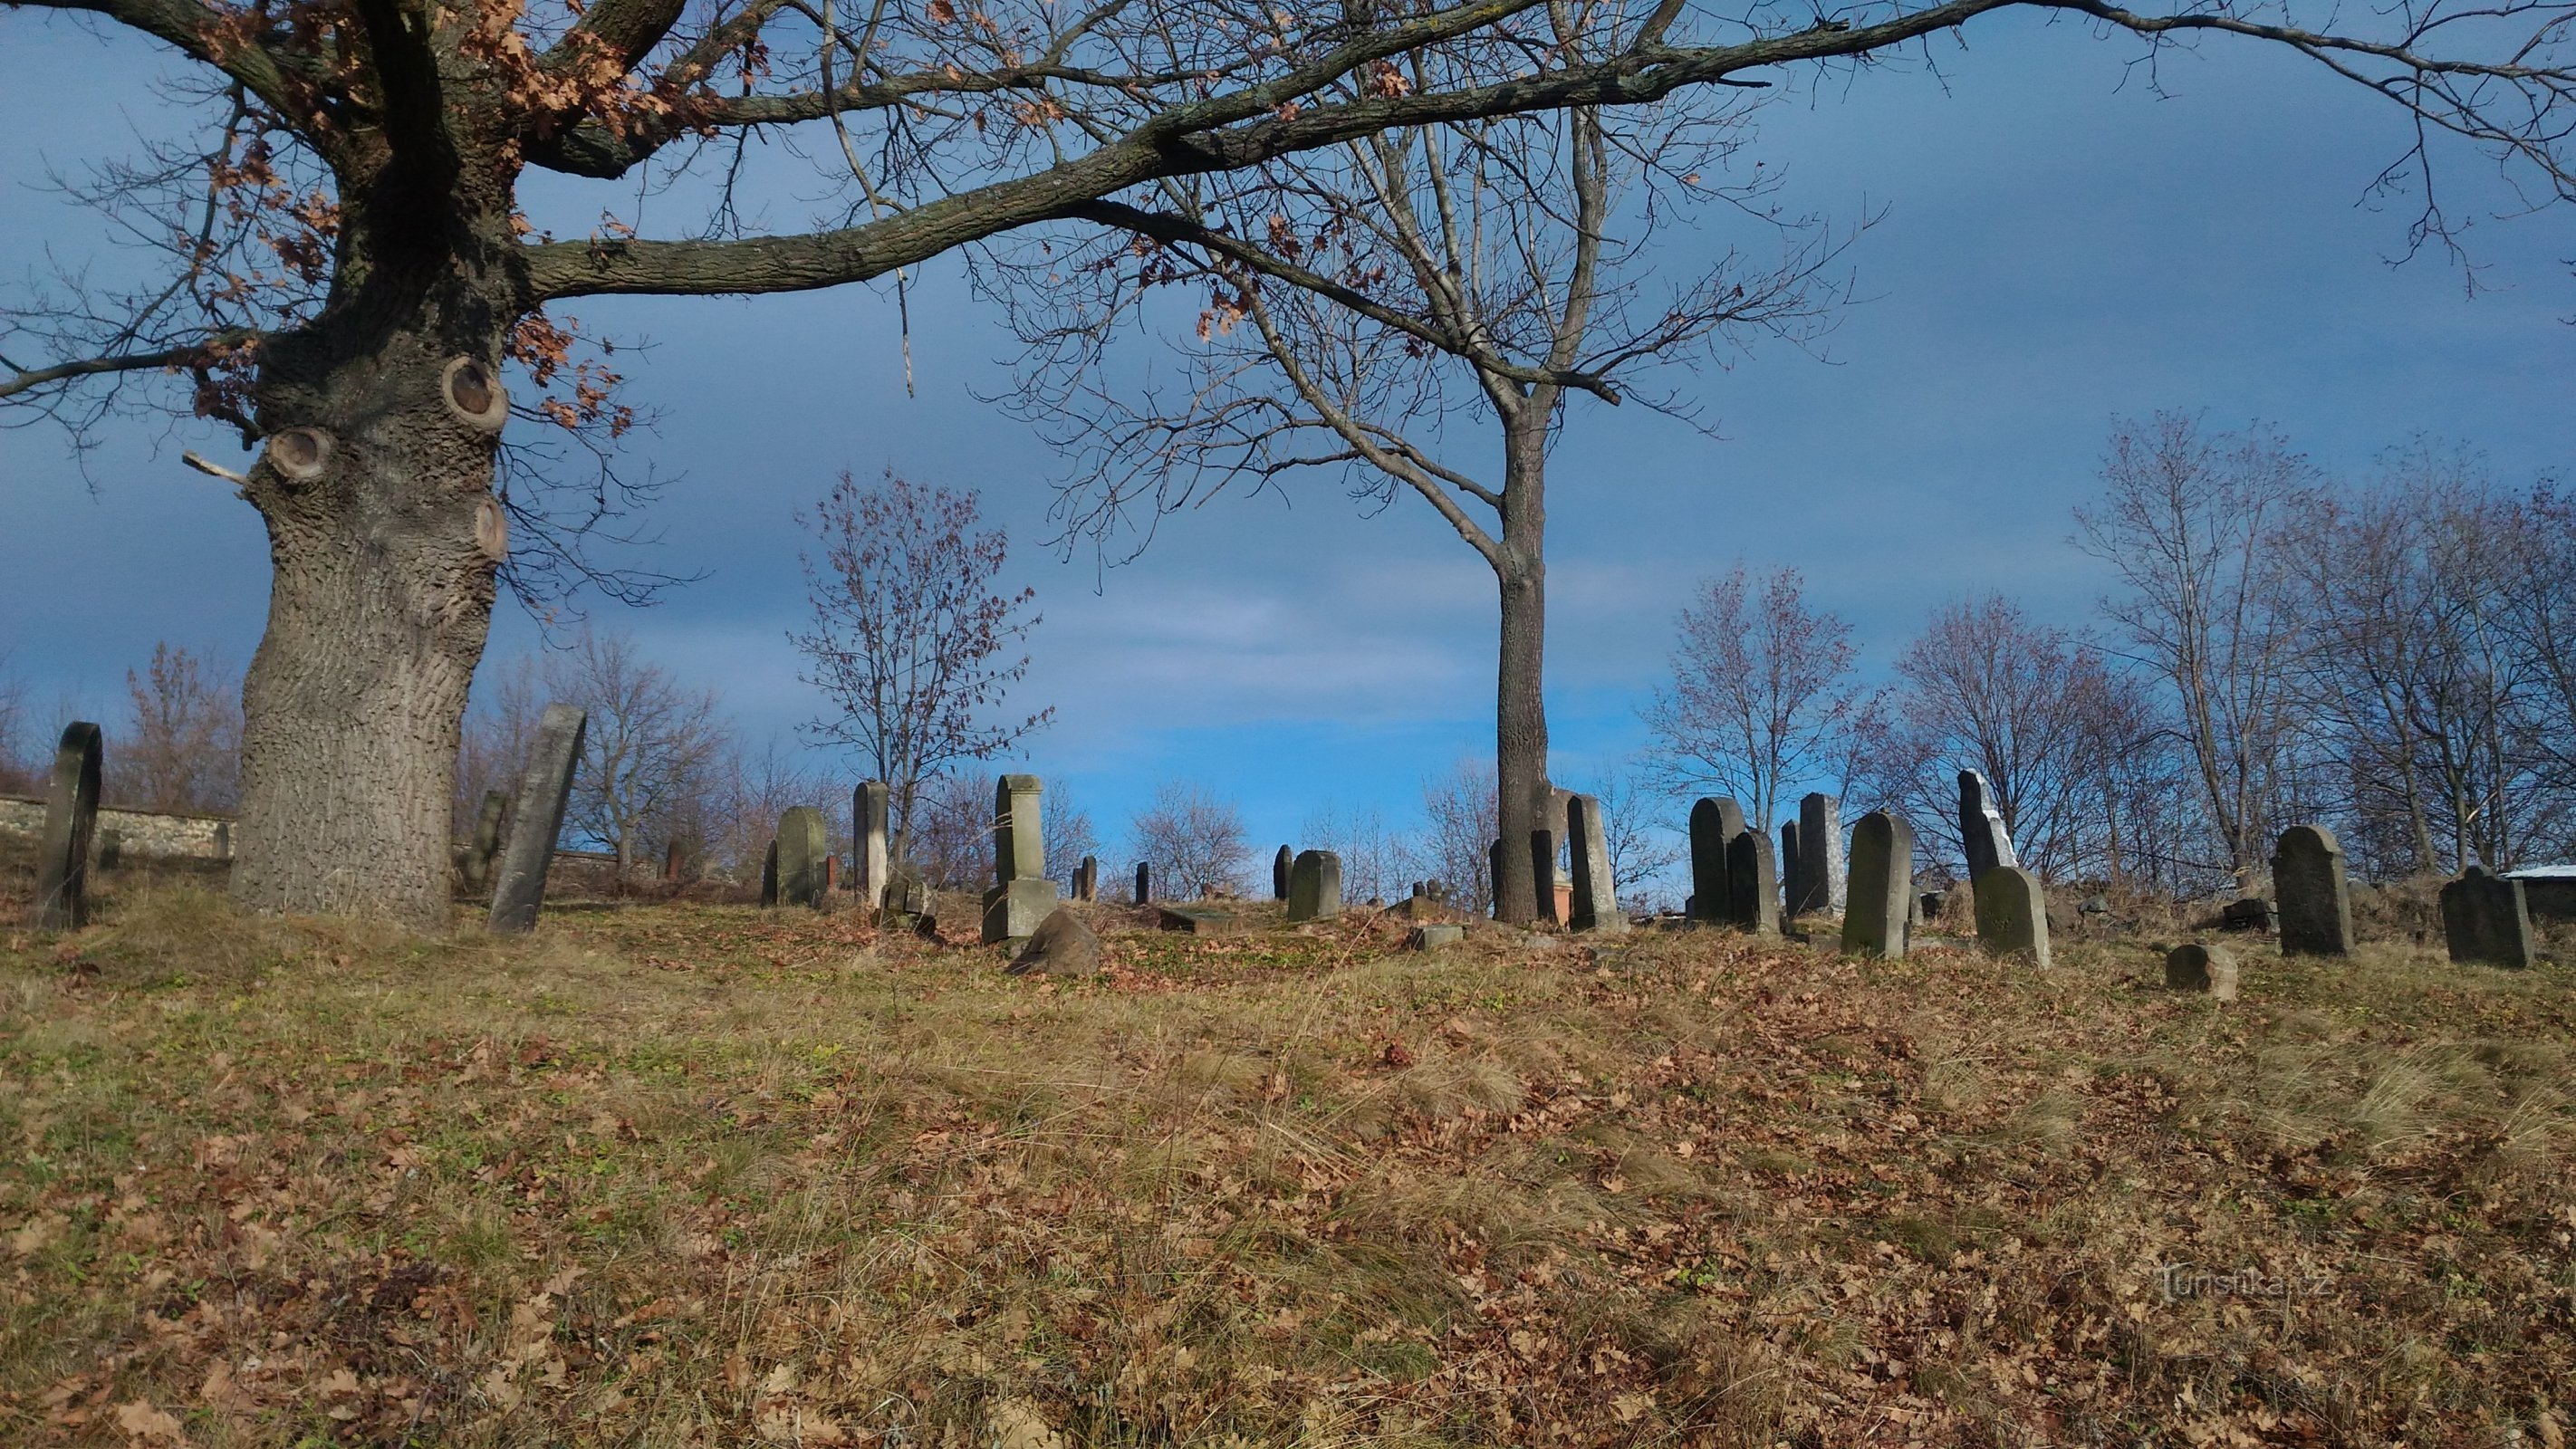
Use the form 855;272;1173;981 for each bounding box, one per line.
1688;797;1746;926
759;840;780;907
982;774;1060;943
2165;942;2239;1000
2219;897;2276;933
1274;845;1293;900
1841;810;1915;959
33;722;102;930
1134;861;1151;904
1077;855;1100;902
1287;849;1343;922
1528;825;1565;926
1004;906;1101;976
1566;793;1627;935
1779;821;1802;920
2271;824;2352;956
2441;865;2535;969
1726;830;1780;936
883;863;934;934
1487;839;1509;919
852;780;892;914
1796;793;1845;916
1972;866;2051;968
488;703;587;936
776;806;830;908
1406;924;1466;951
1959;770;2018;882
1158;905;1247;936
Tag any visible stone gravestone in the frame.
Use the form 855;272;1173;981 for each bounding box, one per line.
1566;793;1627;935
982;774;1060;943
1726;830;1780;936
1134;861;1151;904
1005;906;1101;976
2441;866;2535;969
1287;849;1343;922
759;840;780;907
1841;811;1915;959
1972;865;2052;968
1487;839;1509;920
1688;797;1745;926
33;721;103;930
1528;824;1565;926
1797;793;1845;916
852;781;892;915
776;806;831;908
2271;824;2353;956
2165;943;2239;1000
1959;770;2019;882
487;704;588;936
1077;855;1100;903
1778;821;1802;921
1274;845;1293;900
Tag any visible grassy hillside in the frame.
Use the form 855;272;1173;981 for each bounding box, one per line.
3;881;2571;1445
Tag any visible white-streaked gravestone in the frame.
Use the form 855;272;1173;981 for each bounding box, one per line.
2441;866;2535;969
1727;830;1780;936
1841;810;1914;959
2271;824;2353;956
982;774;1059;943
1288;849;1343;922
487;703;587;936
1688;797;1745;926
778;806;830;909
2165;943;2239;1000
1959;770;2018;882
34;721;103;930
1798;793;1845;916
1972;866;2051;968
852;781;891;915
1566;793;1627;935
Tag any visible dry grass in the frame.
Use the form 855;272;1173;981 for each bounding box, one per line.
3;878;2574;1447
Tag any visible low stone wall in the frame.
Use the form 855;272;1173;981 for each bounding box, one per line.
0;794;231;859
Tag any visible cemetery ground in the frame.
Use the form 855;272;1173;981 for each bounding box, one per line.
2;863;2573;1446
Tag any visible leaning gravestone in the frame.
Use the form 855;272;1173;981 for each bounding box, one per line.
1688;797;1746;926
1287;849;1343;922
1798;793;1846;916
33;721;103;930
1973;866;2051;968
2271;824;2353;956
852;780;892;915
983;774;1061;943
1726;830;1780;936
1005;906;1102;976
1566;793;1627;935
487;703;587;936
2165;942;2240;1000
1959;770;2019;882
1779;821;1802;920
1274;845;1293;900
2441;866;2535;969
777;806;830;908
1841;810;1915;959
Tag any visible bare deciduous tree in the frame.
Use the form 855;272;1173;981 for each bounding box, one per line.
543;629;732;879
1419;759;1500;915
1300;801;1422;905
1129;782;1251;897
113;642;242;814
1642;564;1860;833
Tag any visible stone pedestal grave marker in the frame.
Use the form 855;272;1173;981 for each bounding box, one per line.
1973;865;2052;968
776;806;831;908
1566;793;1627;934
852;781;892;915
34;721;103;930
1287;849;1343;922
1487;840;1509;920
1796;793;1845;916
1841;810;1915;959
1959;770;2018;881
2272;824;2353;956
982;774;1061;944
2442;866;2535;968
1727;830;1780;936
2165;943;2240;1000
1407;924;1466;951
488;703;587;936
1688;797;1745;926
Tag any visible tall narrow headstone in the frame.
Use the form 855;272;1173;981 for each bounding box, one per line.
2271;824;2353;956
1134;861;1151;904
1688;798;1745;926
1078;855;1099;902
488;704;587;936
1274;845;1293;900
1566;793;1627;935
1726;830;1780;936
1287;849;1343;922
1488;839;1509;920
775;806;830;908
1972;865;2051;968
1959;770;2018;881
1797;793;1845;916
759;840;779;907
1779;821;1802;920
2441;866;2534;969
1841;811;1915;958
33;722;102;930
982;774;1059;943
852;781;892;915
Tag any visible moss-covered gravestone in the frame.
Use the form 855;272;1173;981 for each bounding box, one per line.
1727;830;1780;936
2271;824;2352;956
1973;866;2051;968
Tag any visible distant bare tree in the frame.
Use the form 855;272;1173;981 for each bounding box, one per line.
456;654;543;839
793;472;1052;868
1301;801;1423;905
904;772;995;891
1045;786;1101;888
2502;482;2576;823
114;643;242;814
1642;564;1860;833
0;653;34;796
1588;764;1686;910
1129;783;1252;897
540;629;733;878
1419;760;1500;915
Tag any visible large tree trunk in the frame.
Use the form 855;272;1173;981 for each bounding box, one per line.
1489;419;1551;926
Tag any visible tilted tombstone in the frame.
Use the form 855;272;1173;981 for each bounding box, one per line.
1726;830;1780;936
1566;793;1627;935
1841;810;1915;959
33;721;103;930
1779;821;1802;921
759;840;780;907
1958;770;2019;882
775;806;831;908
1274;845;1293;901
2441;865;2535;969
1972;865;2052;968
1688;797;1746;926
1287;849;1344;922
852;781;892;915
1798;793;1846;916
983;774;1061;943
487;703;588;936
2165;942;2240;1000
2271;824;2353;956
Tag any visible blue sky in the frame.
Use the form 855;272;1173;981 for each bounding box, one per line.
5;11;2572;868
